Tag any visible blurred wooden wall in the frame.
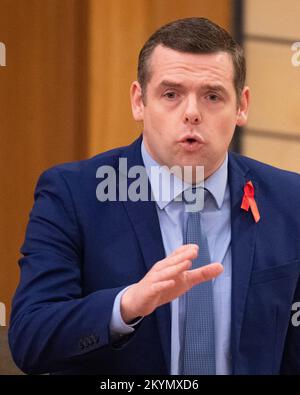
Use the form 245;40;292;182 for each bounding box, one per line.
243;0;300;172
0;0;88;324
0;0;231;324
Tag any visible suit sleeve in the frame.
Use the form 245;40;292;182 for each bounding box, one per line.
8;167;125;374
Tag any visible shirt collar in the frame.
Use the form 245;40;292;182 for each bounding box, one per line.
141;139;228;210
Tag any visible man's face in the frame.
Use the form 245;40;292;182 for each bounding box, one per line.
131;45;249;180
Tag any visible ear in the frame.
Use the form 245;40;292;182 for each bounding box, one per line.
236;86;250;127
130;81;144;122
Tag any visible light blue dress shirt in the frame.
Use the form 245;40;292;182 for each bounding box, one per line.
110;140;232;375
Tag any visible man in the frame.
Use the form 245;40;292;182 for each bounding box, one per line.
9;17;300;375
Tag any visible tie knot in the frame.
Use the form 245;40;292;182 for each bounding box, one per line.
182;187;208;213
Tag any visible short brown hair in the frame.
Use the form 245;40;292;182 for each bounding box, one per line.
138;17;246;102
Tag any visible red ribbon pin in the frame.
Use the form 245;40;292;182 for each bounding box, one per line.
241;181;260;223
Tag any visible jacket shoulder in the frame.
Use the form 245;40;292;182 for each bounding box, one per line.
45;144;130;177
229;151;300;185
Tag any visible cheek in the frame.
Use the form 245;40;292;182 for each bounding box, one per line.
208;114;236;147
144;108;162;133
144;109;174;140
216;110;237;133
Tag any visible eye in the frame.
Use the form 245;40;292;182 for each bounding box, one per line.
207;93;220;102
163;91;177;100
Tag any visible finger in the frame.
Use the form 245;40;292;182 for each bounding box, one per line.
169;244;199;257
153;247;198;272
186;262;224;288
152;259;192;282
150;279;176;294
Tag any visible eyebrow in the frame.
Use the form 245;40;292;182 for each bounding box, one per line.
157;80;228;95
201;83;228;95
158;80;184;89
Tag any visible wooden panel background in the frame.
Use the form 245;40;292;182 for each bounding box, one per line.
245;0;300;40
243;0;300;172
0;0;87;324
246;41;300;135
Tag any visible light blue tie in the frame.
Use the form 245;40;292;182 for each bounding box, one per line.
182;189;216;375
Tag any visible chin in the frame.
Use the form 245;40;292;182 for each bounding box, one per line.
179;155;204;168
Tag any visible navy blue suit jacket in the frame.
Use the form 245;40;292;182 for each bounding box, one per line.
9;136;300;374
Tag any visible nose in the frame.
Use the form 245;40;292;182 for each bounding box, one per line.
184;114;200;124
183;96;201;125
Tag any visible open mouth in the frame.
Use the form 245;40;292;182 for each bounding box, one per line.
179;135;204;151
186;138;197;144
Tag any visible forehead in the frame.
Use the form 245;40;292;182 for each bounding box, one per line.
147;45;234;89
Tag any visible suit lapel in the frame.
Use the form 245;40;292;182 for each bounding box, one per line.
228;153;260;373
120;136;171;372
